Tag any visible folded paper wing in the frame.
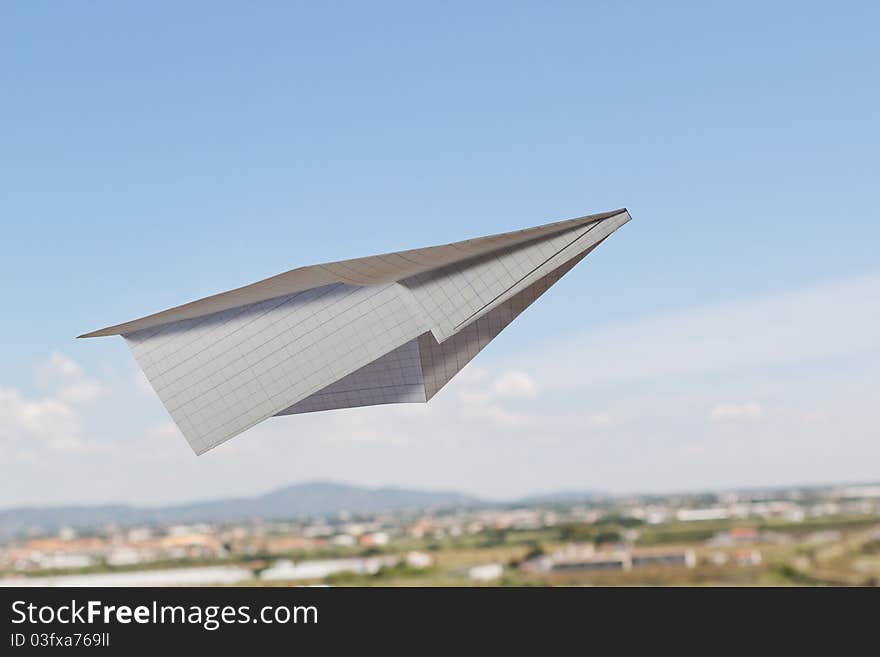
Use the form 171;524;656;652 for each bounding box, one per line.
80;209;632;454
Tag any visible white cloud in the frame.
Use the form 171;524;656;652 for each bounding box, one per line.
710;402;764;421
58;380;105;403
0;353;113;458
491;371;538;399
0;387;85;451
523;270;880;393
450;367;541;431
468;403;534;431
144;421;182;443
35;351;105;404
587;412;617;427
42;351;84;379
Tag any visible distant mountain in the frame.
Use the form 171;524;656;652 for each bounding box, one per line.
0;482;484;540
513;490;607;506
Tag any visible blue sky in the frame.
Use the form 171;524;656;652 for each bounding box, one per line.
1;2;878;505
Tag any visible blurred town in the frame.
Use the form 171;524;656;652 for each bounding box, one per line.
2;482;879;586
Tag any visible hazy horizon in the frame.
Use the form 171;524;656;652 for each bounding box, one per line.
4;474;880;514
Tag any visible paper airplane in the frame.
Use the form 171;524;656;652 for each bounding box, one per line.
80;209;632;454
